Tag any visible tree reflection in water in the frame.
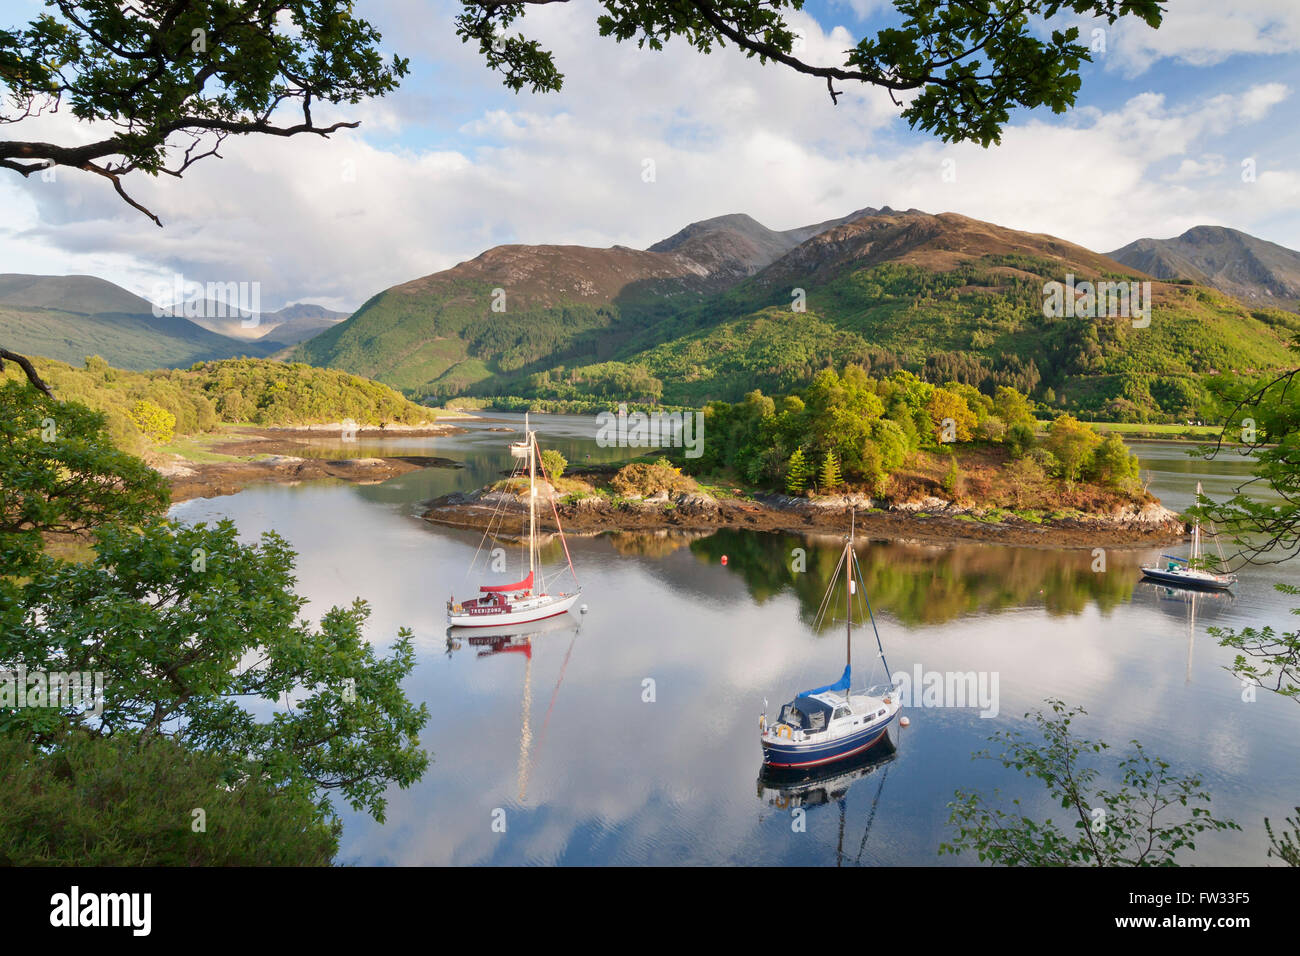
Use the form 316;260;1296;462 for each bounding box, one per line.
678;529;1144;628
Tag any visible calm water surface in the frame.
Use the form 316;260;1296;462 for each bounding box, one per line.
171;416;1300;865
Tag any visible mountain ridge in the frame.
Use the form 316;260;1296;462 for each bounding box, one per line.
1108;225;1300;308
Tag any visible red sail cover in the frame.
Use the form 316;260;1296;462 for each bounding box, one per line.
480;571;533;593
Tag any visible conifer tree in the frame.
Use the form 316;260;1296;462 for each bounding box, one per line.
785;448;812;494
819;451;842;491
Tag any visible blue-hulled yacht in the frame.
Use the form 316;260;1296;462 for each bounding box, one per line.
760;515;902;770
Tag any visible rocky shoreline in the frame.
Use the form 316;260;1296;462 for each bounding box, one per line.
154;425;465;503
421;487;1186;548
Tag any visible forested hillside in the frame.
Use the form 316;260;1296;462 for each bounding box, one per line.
2;356;437;455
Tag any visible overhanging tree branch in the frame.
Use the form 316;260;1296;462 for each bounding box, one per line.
0;348;54;397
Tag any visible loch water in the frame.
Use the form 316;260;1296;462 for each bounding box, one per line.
171;414;1300;865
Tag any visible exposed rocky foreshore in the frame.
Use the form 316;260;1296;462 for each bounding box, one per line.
421;486;1186;549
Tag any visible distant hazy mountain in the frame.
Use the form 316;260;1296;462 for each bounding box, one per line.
1108;225;1300;309
0;274;281;370
184;301;349;343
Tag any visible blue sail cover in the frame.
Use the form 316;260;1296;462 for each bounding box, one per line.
802;665;851;697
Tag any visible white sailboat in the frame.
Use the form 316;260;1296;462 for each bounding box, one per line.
1140;482;1237;591
446;415;582;627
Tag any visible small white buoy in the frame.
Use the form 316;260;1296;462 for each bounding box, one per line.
900;716;910;727
579;604;588;614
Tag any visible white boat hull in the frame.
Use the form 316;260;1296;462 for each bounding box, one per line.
447;591;580;628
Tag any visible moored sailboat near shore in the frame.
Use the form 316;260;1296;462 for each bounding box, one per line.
447;415;582;627
1140;482;1237;591
760;513;902;770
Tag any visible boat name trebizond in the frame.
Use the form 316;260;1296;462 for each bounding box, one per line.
595;404;705;458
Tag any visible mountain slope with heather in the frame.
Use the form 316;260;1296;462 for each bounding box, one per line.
617;212;1300;412
294;208;1300;420
292;209;908;397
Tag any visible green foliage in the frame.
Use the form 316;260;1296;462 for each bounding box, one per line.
610;461;697;497
0;733;338;865
687;365;1127;500
540;448;567;480
0;1;408;218
1206;582;1300;704
127;399;176;444
1;381;431;862
785;447;812;494
1189;368;1300;561
942;700;1239;865
1087;433;1141;490
1265;809;1300;867
1006;421;1037;458
941;450;961;497
818;451;842;491
1;356;436;455
0;381;168;570
7;518;429;822
1044;413;1102;483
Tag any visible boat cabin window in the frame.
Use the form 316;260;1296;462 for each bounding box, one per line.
832;706;850;721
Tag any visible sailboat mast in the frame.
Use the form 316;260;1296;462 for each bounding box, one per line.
527;413;536;579
1193;481;1202;563
846;510;854;674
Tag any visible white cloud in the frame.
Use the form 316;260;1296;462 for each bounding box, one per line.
1103;1;1300;74
1164;155;1227;182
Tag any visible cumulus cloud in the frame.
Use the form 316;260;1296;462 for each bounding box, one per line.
1103;0;1300;74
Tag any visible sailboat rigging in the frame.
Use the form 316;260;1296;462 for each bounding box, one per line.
447;414;583;626
759;512;903;770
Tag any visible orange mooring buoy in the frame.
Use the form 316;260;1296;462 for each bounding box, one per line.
721;555;728;565
900;716;911;727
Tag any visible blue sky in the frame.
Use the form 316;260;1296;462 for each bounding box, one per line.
2;0;1299;311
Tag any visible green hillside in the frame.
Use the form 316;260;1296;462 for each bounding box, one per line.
293;280;677;399
2;356;438;456
621;257;1299;416
290;211;1300;422
0;303;281;370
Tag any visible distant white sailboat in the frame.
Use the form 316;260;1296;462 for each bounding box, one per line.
447;415;582;627
1140;482;1237;591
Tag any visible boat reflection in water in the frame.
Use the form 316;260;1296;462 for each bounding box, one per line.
757;745;899;866
445;614;584;801
1138;581;1236;683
